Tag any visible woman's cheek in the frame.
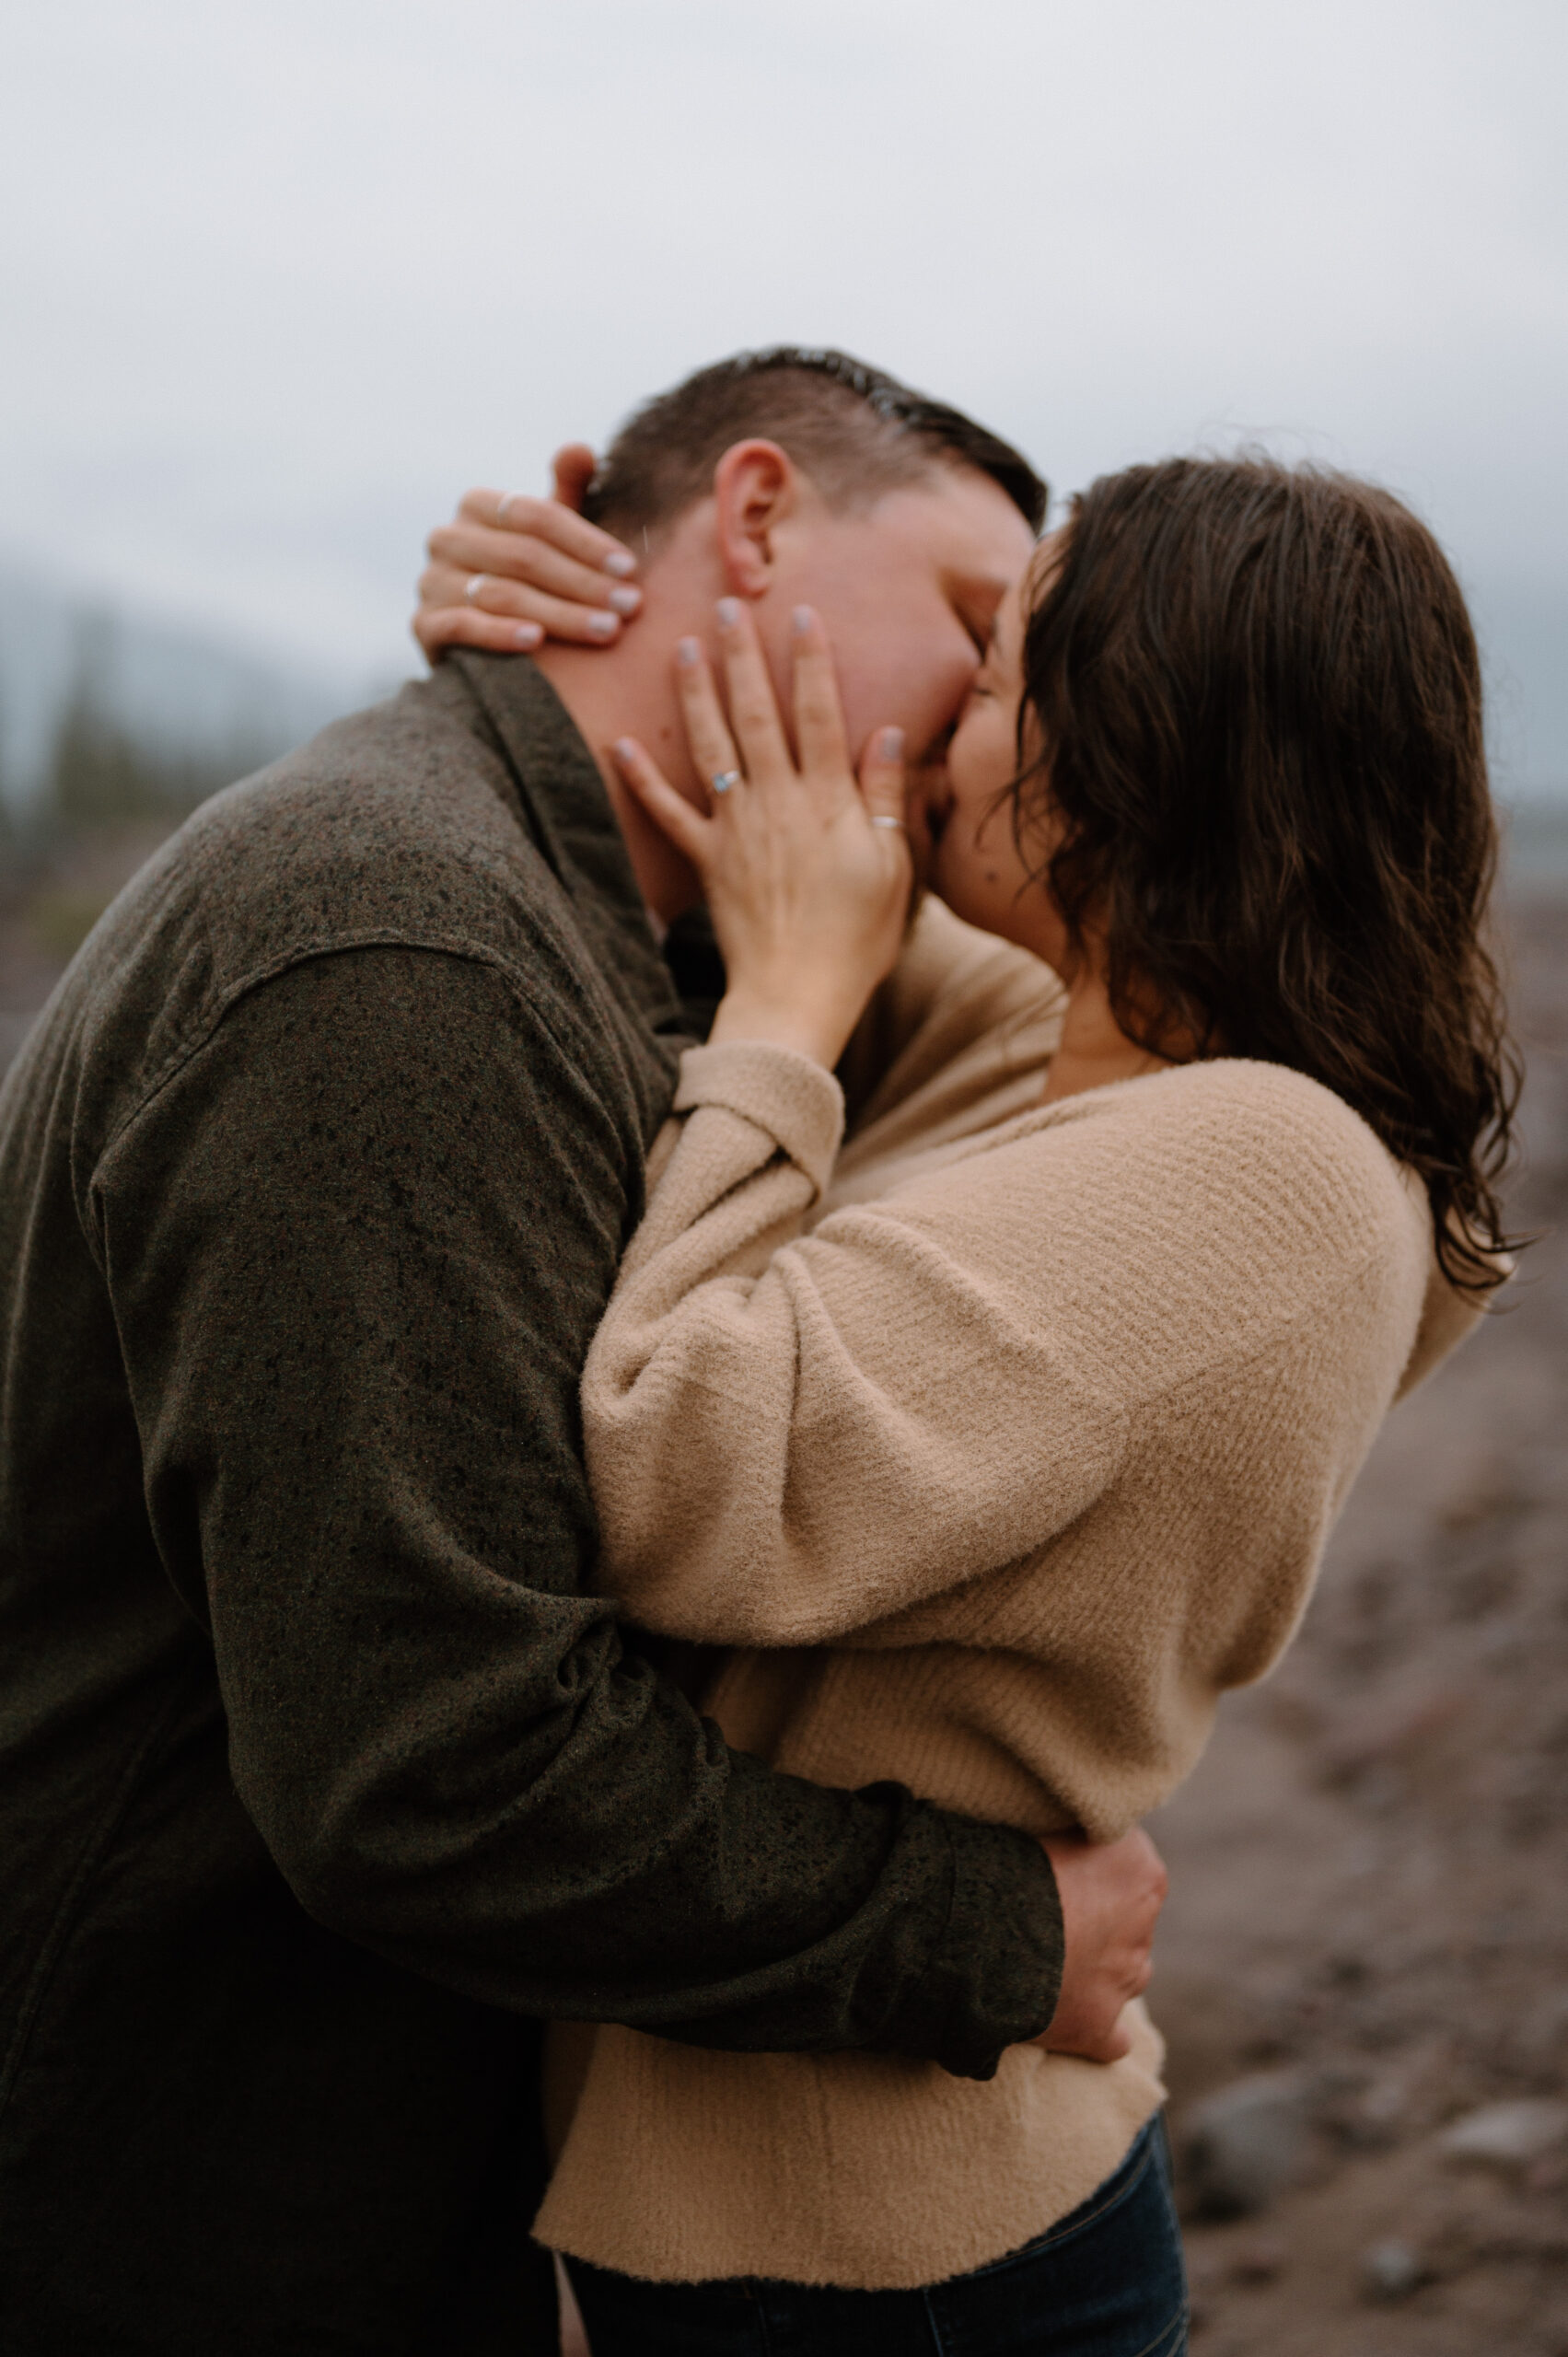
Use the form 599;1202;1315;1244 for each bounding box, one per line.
932;828;1010;935
951;704;1016;801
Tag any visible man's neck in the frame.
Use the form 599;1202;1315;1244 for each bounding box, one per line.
533;615;709;928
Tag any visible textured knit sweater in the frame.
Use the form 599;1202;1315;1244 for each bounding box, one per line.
534;900;1480;2290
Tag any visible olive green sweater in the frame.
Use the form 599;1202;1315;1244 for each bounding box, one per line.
0;658;1063;2357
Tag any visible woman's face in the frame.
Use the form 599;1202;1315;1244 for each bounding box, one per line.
921;538;1073;975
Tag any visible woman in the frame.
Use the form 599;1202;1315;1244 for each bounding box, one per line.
421;457;1516;2353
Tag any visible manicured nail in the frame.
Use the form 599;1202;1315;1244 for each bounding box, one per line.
513;621;543;649
602;548;637;578
879;726;904;760
715;597;741;629
676;636;702;668
586;610;619;638
792;604;816;636
613;737;638;764
607;585;642;616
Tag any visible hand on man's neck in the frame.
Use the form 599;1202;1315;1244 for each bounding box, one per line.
532;445;806;928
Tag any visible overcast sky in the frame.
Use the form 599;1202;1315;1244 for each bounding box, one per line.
4;0;1565;791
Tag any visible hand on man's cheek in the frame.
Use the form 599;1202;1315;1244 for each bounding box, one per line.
762;472;1029;772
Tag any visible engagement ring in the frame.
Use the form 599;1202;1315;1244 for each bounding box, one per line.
711;770;741;795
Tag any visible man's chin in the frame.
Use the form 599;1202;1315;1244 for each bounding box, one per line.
900;829;935;901
904;769;949;895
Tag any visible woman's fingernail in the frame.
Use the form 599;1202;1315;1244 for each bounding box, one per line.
586;610;619;638
514;621;543;649
879;726;905;760
613;737;638;764
792;604;816;635
602;548;637;577
715;597;741;629
676;636;702;668
607;585;642;616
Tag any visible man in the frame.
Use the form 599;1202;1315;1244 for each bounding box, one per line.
0;349;1164;2357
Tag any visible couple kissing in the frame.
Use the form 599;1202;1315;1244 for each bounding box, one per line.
0;346;1515;2357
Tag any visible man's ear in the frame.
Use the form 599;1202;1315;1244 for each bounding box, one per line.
551;444;598;511
712;440;798;598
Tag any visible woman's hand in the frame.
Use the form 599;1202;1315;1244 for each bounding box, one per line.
413;444;644;660
611;600;911;1069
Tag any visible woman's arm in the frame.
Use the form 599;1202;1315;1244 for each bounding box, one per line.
583;600;1117;1644
413;446;644;657
583;1044;1124;1647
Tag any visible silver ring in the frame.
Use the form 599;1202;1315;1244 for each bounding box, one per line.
710;769;741;795
870;815;908;831
465;574;488;604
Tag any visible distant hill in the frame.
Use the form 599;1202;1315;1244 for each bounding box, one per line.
0;555;387;809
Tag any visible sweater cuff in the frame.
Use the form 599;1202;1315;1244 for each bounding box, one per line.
673;1042;845;1199
885;1814;1065;2082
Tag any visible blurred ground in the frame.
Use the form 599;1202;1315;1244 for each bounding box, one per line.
3;826;1563;2354
1153;887;1568;2353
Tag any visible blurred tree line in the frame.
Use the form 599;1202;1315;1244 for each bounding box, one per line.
1;615;277;968
20;614;265;842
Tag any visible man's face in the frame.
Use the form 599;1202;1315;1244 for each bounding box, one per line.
757;465;1036;795
546;451;1038;927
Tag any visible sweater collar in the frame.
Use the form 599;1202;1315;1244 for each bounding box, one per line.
447;650;694;1040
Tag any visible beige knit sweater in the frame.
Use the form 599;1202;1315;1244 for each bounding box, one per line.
535;901;1478;2290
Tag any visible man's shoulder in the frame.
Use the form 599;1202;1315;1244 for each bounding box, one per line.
156;668;598;987
176;669;563;972
23;672;614;1152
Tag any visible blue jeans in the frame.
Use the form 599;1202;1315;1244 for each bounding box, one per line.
565;2115;1187;2356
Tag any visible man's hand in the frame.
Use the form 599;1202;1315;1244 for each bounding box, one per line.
1036;1828;1167;2063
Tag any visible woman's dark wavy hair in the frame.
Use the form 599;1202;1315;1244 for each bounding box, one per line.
1016;456;1520;1296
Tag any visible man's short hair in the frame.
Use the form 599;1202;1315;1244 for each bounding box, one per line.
581;347;1048;545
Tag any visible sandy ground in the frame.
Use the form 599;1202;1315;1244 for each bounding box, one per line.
4;859;1563;2352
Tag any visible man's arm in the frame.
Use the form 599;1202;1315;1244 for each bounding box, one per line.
97;941;1066;2077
